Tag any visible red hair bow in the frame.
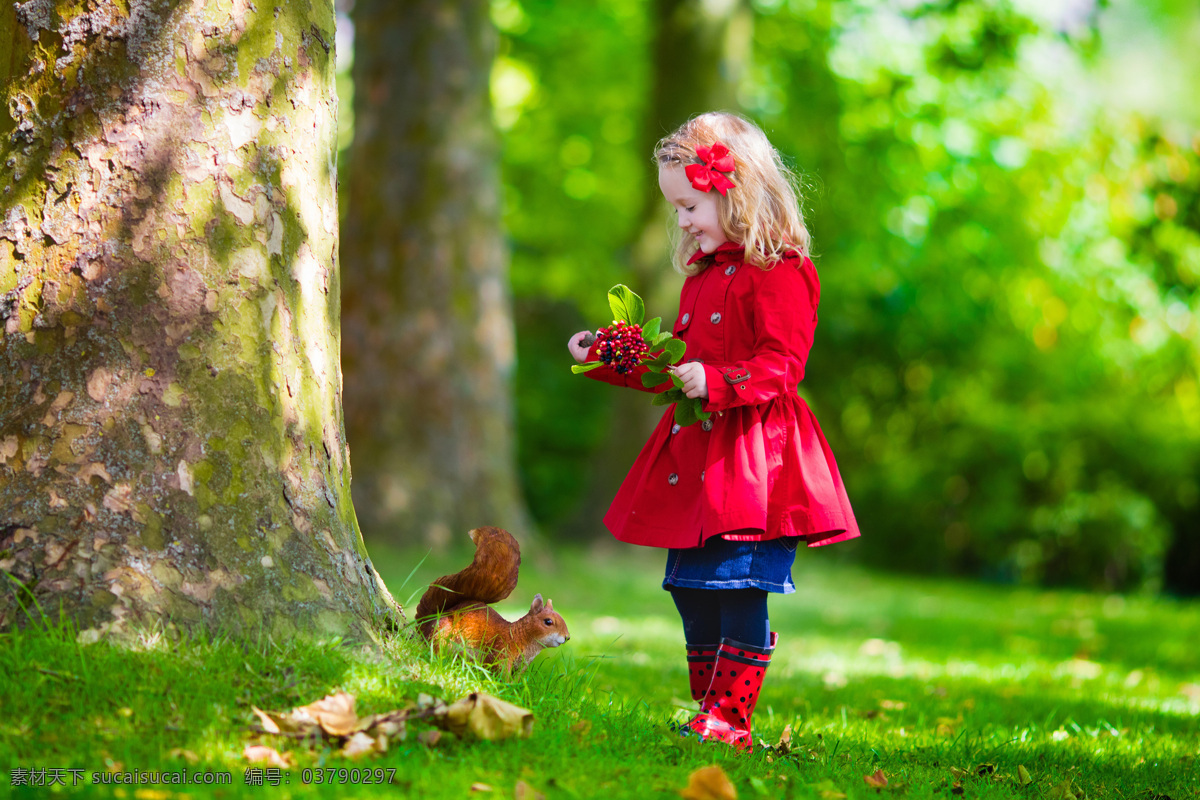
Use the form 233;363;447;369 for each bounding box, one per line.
685;141;737;195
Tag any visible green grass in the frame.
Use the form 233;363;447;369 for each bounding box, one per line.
2;541;1198;798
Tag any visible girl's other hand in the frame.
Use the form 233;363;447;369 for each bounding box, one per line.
568;330;594;364
670;362;708;399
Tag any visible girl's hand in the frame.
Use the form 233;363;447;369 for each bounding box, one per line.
568;330;594;364
670;362;708;399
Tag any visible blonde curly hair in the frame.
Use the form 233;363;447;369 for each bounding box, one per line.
655;112;811;275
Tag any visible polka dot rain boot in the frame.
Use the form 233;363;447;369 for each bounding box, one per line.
685;632;777;752
686;643;720;704
670;643;720;733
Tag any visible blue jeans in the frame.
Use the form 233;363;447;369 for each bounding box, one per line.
663;535;799;594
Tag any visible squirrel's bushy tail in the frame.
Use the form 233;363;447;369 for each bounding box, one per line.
415;526;521;635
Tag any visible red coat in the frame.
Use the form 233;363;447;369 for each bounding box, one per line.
586;243;860;550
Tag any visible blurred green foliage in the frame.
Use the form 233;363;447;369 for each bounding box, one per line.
341;0;1200;593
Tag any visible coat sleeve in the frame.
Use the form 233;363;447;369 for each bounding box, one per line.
700;257;818;412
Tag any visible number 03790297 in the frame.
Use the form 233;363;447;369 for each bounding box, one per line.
300;767;396;785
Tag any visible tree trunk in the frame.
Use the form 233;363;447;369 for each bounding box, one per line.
341;0;528;547
0;0;400;639
639;0;752;279
564;0;752;537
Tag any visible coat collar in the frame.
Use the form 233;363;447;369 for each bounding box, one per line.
686;242;808;269
686;241;745;267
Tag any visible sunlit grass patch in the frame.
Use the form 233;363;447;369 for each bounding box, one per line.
376;540;1199;797
1;542;1197;798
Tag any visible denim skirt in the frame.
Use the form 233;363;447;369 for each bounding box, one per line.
662;535;800;594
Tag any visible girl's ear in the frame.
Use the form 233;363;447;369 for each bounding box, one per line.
530;593;544;612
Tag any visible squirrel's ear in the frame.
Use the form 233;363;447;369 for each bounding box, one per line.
545;598;554;611
530;593;544;612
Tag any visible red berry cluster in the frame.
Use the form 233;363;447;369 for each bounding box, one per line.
595;320;649;374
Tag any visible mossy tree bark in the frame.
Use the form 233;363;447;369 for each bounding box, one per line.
341;0;528;547
0;0;400;639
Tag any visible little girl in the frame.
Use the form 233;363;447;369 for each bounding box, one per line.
568;112;860;751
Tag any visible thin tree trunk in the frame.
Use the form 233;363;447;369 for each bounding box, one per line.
565;0;752;537
342;0;529;548
0;0;400;638
638;0;752;283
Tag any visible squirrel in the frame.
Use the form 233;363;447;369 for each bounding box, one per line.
414;526;570;673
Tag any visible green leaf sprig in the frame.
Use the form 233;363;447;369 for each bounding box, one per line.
572;284;711;426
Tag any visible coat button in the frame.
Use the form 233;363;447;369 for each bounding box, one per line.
701;419;713;432
710;312;721;324
725;265;736;276
681;312;690;325
668;473;679;485
671;423;681;434
701;470;705;482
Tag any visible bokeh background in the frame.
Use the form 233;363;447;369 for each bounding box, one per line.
334;0;1200;597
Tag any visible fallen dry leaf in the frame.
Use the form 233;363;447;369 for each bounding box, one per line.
367;710;408;741
437;693;533;740
341;731;377;759
679;765;737;800
251;705;318;737
295;691;362;737
470;782;493;792
777;724;793;749
1017;765;1033;786
242;744;289;768
246;689;527;761
416;692;441;710
251;706;281;735
514;780;545;800
864;769;888;788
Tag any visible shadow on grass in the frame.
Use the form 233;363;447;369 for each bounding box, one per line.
0;616;354;767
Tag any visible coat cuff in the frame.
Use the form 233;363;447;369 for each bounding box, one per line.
702;364;731;410
703;363;758;411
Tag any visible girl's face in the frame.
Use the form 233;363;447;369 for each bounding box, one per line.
658;164;729;254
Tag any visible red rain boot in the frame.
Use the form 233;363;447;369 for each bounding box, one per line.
686;643;720;704
685;632;777;751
